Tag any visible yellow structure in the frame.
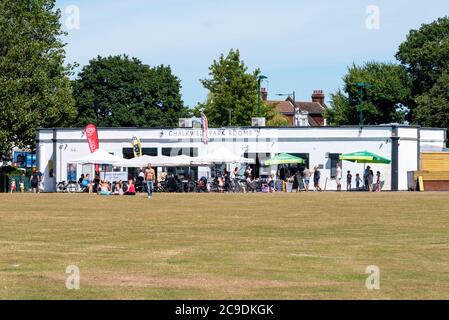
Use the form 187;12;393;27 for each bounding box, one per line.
420;152;449;171
414;152;449;191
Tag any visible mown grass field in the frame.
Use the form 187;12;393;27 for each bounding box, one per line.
0;192;448;300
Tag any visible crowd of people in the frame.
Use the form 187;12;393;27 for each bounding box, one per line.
334;163;382;192
55;162;383;196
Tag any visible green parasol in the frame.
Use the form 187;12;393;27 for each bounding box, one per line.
339;151;391;164
264;153;305;166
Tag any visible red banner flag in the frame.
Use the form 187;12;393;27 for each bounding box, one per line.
85;124;99;153
85;124;100;172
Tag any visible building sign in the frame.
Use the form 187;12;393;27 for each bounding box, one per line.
167;128;257;138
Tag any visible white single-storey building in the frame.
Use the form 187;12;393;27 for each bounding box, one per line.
35;125;447;192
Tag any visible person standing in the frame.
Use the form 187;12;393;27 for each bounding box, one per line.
368;169;374;192
376;171;381;192
313;166;321;191
296;168;304;192
363;166;371;191
303;167;312;192
231;167;239;192
355;173;362;191
335;162;342;191
346;170;352;191
36;169;43;193
30;169;40;193
145;163;155;199
223;169;230;192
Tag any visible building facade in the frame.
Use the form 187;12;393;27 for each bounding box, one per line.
36;125;446;192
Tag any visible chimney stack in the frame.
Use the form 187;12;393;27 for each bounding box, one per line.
312;90;325;105
261;87;268;102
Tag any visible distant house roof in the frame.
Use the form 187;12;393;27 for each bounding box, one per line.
267;98;325;115
266;99;323;126
295;101;325;115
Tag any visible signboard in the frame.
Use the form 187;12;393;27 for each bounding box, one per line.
132;137;142;158
13;151;36;168
100;171;128;182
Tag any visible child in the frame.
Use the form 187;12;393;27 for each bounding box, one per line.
355;173;362;191
10;180;16;193
346;171;352;191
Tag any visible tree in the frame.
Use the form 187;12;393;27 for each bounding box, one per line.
0;0;76;157
414;71;449;129
396;17;449;124
73;55;190;128
396;17;449;96
199;49;260;127
325;62;412;125
261;103;290;127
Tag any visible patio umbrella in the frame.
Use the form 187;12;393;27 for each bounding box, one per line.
264;153;305;166
69;148;125;165
339;151;391;164
192;147;255;165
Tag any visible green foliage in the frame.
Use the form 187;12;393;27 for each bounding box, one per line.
326;62;412;125
414;71;449;129
0;0;76;157
73;55;190;128
200;49;260;127
396;16;449;126
396;17;449;95
261;103;290;127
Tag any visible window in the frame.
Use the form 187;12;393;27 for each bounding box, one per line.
329;153;342;178
162;147;198;157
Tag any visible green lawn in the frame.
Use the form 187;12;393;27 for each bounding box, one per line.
0;192;448;299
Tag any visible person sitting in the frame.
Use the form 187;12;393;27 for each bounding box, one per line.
81;174;93;193
98;179;111;195
114;180;124;195
125;179;136;195
198;176;207;192
246;175;257;193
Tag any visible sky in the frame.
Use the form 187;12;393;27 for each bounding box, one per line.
56;0;449;107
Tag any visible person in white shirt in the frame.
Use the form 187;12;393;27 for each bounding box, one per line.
335;162;342;191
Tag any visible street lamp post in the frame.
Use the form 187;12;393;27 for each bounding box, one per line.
355;82;372;127
276;91;296;125
227;108;232;127
257;75;268;116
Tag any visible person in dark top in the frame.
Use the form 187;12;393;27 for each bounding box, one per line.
313;166;321;191
30;169;40;193
346;171;352;191
223;169;230;192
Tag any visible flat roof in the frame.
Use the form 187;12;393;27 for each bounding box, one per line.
36;125;447;131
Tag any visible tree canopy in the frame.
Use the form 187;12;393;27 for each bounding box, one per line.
73;55;190;128
396;16;449;126
325;62;412;125
198;49;262;127
0;0;76;157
